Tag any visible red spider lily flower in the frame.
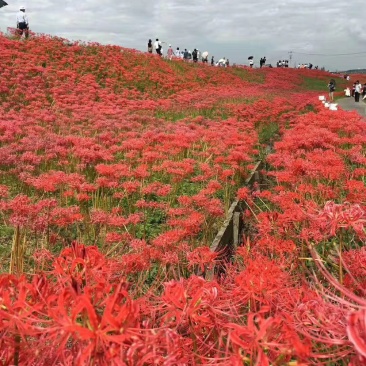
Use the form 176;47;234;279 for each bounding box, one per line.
187;246;218;273
50;206;84;227
307;245;366;362
226;310;287;364
142;182;172;196
233;256;291;310
311;201;366;238
237;187;251;201
0;185;9;198
342;247;366;295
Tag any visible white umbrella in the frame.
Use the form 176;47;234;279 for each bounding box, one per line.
202;51;209;59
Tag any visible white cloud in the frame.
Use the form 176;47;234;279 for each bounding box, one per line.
0;0;365;70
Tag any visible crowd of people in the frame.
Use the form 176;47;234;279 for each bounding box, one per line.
147;38;231;67
259;57;267;68
149;40;270;69
146;40;324;72
296;63;318;69
343;81;366;102
9;11;337;76
329;77;366;103
277;60;289;68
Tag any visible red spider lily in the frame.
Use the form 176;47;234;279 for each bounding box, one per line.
0;185;9;198
186;246;218;273
342;247;366;295
226;308;309;364
304;245;366;363
50;206;84;227
233;256;291;311
310;201;366;238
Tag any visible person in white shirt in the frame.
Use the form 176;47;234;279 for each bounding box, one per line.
249;59;254;68
354;80;362;102
16;6;29;39
154;38;162;56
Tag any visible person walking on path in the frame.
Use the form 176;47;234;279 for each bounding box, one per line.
167;45;173;60
175;47;181;58
16;6;29;39
192;49;198;62
183;49;189;61
147;39;153;53
354;80;362;102
327;79;336;102
154;39;162;56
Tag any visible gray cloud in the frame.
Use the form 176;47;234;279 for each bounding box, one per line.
0;0;365;70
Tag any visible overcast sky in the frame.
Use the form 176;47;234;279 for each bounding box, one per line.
1;0;365;70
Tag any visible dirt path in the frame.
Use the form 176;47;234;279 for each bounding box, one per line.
337;97;366;117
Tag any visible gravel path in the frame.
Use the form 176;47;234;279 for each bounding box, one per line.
337;97;366;117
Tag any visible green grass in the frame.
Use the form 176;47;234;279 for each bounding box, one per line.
302;76;347;92
302;77;328;91
258;121;280;145
155;106;230;121
231;67;265;84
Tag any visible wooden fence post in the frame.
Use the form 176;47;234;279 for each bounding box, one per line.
205;161;264;280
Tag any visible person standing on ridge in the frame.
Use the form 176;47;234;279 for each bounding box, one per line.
327;79;336;102
351;83;356;97
154;38;162;55
183;49;189;61
192;49;198;62
167;45;173;60
147;39;153;53
211;56;214;66
16;6;29;39
354;80;362;102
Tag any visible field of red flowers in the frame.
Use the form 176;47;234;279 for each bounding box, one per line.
0;34;365;365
